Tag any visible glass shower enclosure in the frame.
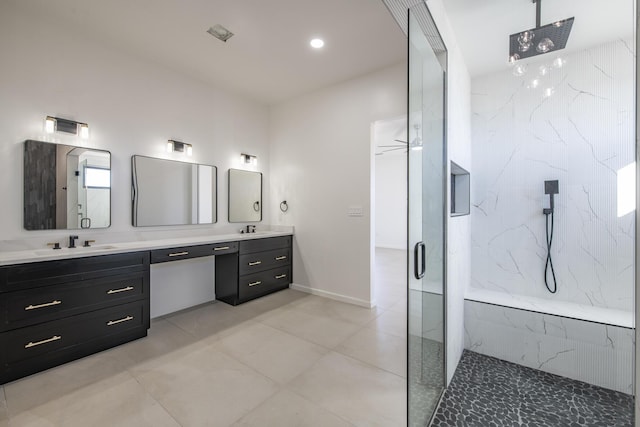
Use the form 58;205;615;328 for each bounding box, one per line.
407;4;447;426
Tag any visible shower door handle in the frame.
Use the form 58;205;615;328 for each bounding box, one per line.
414;242;426;280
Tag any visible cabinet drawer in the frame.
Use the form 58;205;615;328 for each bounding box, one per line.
0;272;147;332
0;252;149;292
239;236;292;254
1;301;146;365
209;241;239;256
239;248;291;275
238;267;291;302
150;244;214;264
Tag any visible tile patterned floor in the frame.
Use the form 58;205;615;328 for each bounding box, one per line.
0;248;408;427
431;350;634;427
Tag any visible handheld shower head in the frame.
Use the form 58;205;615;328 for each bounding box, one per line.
543;180;559;214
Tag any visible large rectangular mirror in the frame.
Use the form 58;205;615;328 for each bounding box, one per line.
24;139;111;230
228;169;262;223
132;155;217;227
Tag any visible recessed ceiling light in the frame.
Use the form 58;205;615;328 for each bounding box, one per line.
310;38;325;49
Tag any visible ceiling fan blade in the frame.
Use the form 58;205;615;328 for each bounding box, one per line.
394;139;408;144
382;147;406;153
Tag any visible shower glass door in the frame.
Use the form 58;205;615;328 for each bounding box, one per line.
407;4;447;427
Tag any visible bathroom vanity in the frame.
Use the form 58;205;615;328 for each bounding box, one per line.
0;232;293;384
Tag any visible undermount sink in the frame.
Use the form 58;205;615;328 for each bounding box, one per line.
33;244;118;256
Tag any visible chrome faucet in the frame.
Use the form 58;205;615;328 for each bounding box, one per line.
69;235;79;248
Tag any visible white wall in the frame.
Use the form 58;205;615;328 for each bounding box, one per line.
375;152;407;250
425;0;473;384
0;2;270;245
269;63;406;307
470;39;635;312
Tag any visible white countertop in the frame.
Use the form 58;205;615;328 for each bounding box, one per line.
0;230;293;266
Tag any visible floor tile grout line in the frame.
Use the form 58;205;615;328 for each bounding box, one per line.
278;385;359;427
130;375;185;427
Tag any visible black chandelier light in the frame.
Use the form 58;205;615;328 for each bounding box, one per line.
509;0;574;63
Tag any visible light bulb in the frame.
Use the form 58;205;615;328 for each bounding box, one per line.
513;64;527;77
537;38;555;53
538;65;549;76
517;31;534;52
45;117;56;134
79;124;89;139
508;54;520;65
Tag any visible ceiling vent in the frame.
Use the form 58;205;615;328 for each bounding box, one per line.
207;24;234;42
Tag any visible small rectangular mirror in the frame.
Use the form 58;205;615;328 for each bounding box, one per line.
132;155;217;227
228;168;262;222
24;140;111;230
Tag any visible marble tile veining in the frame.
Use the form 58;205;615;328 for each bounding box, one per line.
470;38;635;312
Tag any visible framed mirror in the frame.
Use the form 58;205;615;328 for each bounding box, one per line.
228;169;262;222
132;155;217;227
24;139;111;230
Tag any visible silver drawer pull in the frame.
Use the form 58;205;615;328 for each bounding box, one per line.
275;256;287;261
25;335;61;349
275;274;287;279
213;246;230;251
107;315;134;326
248;281;262;287
25;300;62;311
168;251;189;257
248;261;262;266
107;286;134;295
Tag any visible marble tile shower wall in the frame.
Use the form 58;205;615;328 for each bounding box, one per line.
470;38;636;312
464;300;634;394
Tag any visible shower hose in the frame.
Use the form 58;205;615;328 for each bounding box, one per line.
544;211;557;293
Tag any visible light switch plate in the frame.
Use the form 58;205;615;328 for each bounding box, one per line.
347;206;363;217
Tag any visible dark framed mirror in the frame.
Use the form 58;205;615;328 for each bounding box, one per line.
131;155;217;227
228;168;262;222
24;139;111;230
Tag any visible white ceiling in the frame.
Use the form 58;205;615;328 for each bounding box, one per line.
442;0;635;77
7;0;407;105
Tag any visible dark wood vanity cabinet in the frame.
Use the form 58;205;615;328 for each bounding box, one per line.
0;252;150;384
216;236;292;306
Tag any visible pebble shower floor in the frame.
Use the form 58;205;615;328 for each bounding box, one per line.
431;350;633;426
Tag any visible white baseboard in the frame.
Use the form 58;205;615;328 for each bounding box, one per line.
289;283;374;308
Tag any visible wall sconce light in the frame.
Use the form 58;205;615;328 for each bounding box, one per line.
167;139;193;156
44;116;89;139
241;153;257;166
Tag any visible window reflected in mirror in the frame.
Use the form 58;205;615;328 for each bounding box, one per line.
24;139;111;230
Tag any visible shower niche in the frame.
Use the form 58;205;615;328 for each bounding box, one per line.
450;161;469;217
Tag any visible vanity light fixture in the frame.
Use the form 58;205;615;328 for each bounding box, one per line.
241;153;257;166
44;116;90;139
167;140;193;156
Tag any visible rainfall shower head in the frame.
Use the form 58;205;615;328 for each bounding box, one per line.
509;0;574;62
